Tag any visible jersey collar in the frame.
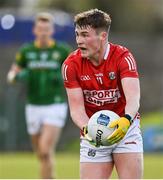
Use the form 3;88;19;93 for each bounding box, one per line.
104;43;110;60
34;39;55;48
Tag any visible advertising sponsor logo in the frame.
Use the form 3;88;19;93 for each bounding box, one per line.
97;114;110;126
28;61;59;69
83;88;121;106
96;129;103;146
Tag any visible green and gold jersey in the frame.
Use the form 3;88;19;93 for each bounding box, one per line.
15;40;71;105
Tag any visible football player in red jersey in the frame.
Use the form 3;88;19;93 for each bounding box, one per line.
62;9;143;179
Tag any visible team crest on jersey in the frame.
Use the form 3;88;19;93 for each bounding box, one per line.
52;52;60;60
109;72;116;80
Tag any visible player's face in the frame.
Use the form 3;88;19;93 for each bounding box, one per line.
33;21;54;42
75;26;102;59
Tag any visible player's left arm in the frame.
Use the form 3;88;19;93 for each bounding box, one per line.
122;77;140;119
107;51;140;145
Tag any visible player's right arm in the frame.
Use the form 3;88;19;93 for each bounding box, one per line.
7;48;26;84
7;64;22;84
62;57;96;144
62;56;89;129
66;87;96;145
62;55;99;145
66;87;89;130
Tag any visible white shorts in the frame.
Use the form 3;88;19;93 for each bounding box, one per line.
25;103;67;135
80;119;143;162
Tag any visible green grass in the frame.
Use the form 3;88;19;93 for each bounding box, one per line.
0;152;79;179
0;152;163;179
141;111;162;128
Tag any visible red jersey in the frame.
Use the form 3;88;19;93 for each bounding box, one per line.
62;43;139;118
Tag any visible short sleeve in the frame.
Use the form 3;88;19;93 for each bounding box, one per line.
62;61;80;88
15;48;26;68
119;52;139;79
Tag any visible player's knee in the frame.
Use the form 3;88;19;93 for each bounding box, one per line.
38;150;50;161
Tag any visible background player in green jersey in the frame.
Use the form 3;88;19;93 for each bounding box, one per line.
7;12;71;179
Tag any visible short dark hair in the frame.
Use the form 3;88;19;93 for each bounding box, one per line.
74;9;111;32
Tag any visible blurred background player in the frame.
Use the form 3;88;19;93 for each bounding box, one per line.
62;9;143;179
7;12;71;179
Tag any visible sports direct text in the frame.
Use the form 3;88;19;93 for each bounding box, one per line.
83;88;121;106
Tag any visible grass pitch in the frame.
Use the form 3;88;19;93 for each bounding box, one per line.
0;152;163;179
